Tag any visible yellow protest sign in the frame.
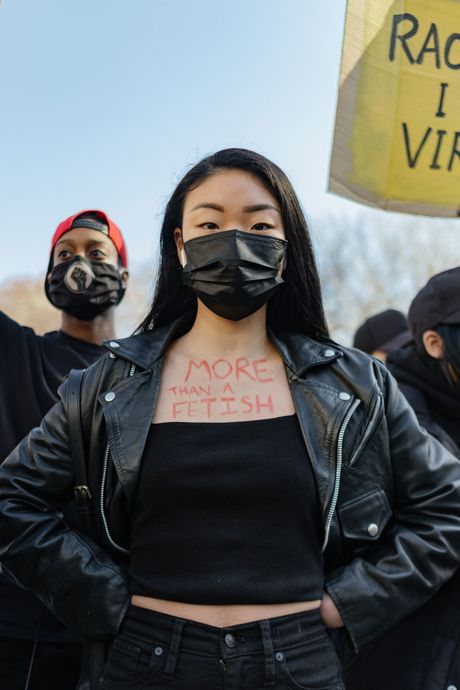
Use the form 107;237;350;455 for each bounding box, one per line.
329;0;460;216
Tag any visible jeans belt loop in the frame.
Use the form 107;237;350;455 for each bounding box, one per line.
260;619;276;686
163;618;186;678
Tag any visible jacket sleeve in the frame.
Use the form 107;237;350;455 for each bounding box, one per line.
0;391;130;640
325;369;460;651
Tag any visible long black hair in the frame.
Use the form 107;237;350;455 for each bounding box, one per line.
138;148;329;339
437;324;460;376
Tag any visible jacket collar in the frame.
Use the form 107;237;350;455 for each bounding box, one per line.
268;328;342;376
103;315;342;376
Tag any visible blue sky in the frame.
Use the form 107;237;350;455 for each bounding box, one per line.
0;0;361;281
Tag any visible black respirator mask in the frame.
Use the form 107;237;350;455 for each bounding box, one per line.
45;256;125;321
181;229;288;321
440;353;460;396
432;324;460;396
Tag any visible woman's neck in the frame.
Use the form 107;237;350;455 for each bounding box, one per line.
179;302;274;359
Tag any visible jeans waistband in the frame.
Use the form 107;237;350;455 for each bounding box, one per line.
120;605;332;686
122;604;327;659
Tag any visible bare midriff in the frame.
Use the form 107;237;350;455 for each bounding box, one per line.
131;596;322;627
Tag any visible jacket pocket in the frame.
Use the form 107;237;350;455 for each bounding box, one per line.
347;392;384;468
338;489;392;542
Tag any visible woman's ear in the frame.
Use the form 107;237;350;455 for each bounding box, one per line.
422;329;444;359
174;228;187;267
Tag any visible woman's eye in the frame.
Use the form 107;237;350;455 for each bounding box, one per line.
58;250;72;260
252;222;273;231
200;222;219;230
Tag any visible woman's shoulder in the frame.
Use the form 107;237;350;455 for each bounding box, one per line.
274;329;388;388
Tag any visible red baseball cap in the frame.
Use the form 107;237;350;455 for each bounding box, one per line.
50;209;128;268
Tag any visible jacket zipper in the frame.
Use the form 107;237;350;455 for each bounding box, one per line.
100;362;136;554
348;393;383;468
321;398;360;553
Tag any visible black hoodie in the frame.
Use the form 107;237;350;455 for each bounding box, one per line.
387;345;460;457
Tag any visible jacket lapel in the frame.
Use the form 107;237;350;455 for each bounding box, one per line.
98;360;163;507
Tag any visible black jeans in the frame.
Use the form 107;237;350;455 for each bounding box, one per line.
99;605;344;690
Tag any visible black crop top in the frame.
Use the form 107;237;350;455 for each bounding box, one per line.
128;416;324;604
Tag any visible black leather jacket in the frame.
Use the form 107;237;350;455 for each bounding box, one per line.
1;318;460;652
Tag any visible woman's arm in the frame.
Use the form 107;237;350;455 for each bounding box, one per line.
325;370;460;652
319;592;344;628
0;389;130;639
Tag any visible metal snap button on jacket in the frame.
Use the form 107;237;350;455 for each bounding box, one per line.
109;341;120;348
324;349;335;357
339;392;351;401
224;633;236;648
368;523;379;537
104;392;116;402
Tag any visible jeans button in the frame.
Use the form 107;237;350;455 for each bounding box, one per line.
224;633;236;648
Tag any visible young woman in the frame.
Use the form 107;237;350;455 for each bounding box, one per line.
1;149;460;690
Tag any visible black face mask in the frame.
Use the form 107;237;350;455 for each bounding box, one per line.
440;358;460;396
45;256;125;321
434;324;460;396
181;229;287;321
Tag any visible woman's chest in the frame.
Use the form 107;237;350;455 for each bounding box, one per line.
153;353;295;423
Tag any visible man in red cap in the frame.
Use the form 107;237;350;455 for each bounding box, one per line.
0;210;129;690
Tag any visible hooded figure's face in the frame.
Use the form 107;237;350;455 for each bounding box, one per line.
423;325;460;394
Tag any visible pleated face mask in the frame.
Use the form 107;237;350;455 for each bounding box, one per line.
45;256;125;320
181;229;288;321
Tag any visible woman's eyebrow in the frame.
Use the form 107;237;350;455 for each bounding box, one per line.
242;204;280;214
190;203;224;212
190;203;280;214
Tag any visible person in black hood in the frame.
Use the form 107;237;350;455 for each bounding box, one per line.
386;268;460;456
353;308;412;363
0;209;129;690
344;266;460;690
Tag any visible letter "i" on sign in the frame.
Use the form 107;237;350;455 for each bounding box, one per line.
436;82;449;117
